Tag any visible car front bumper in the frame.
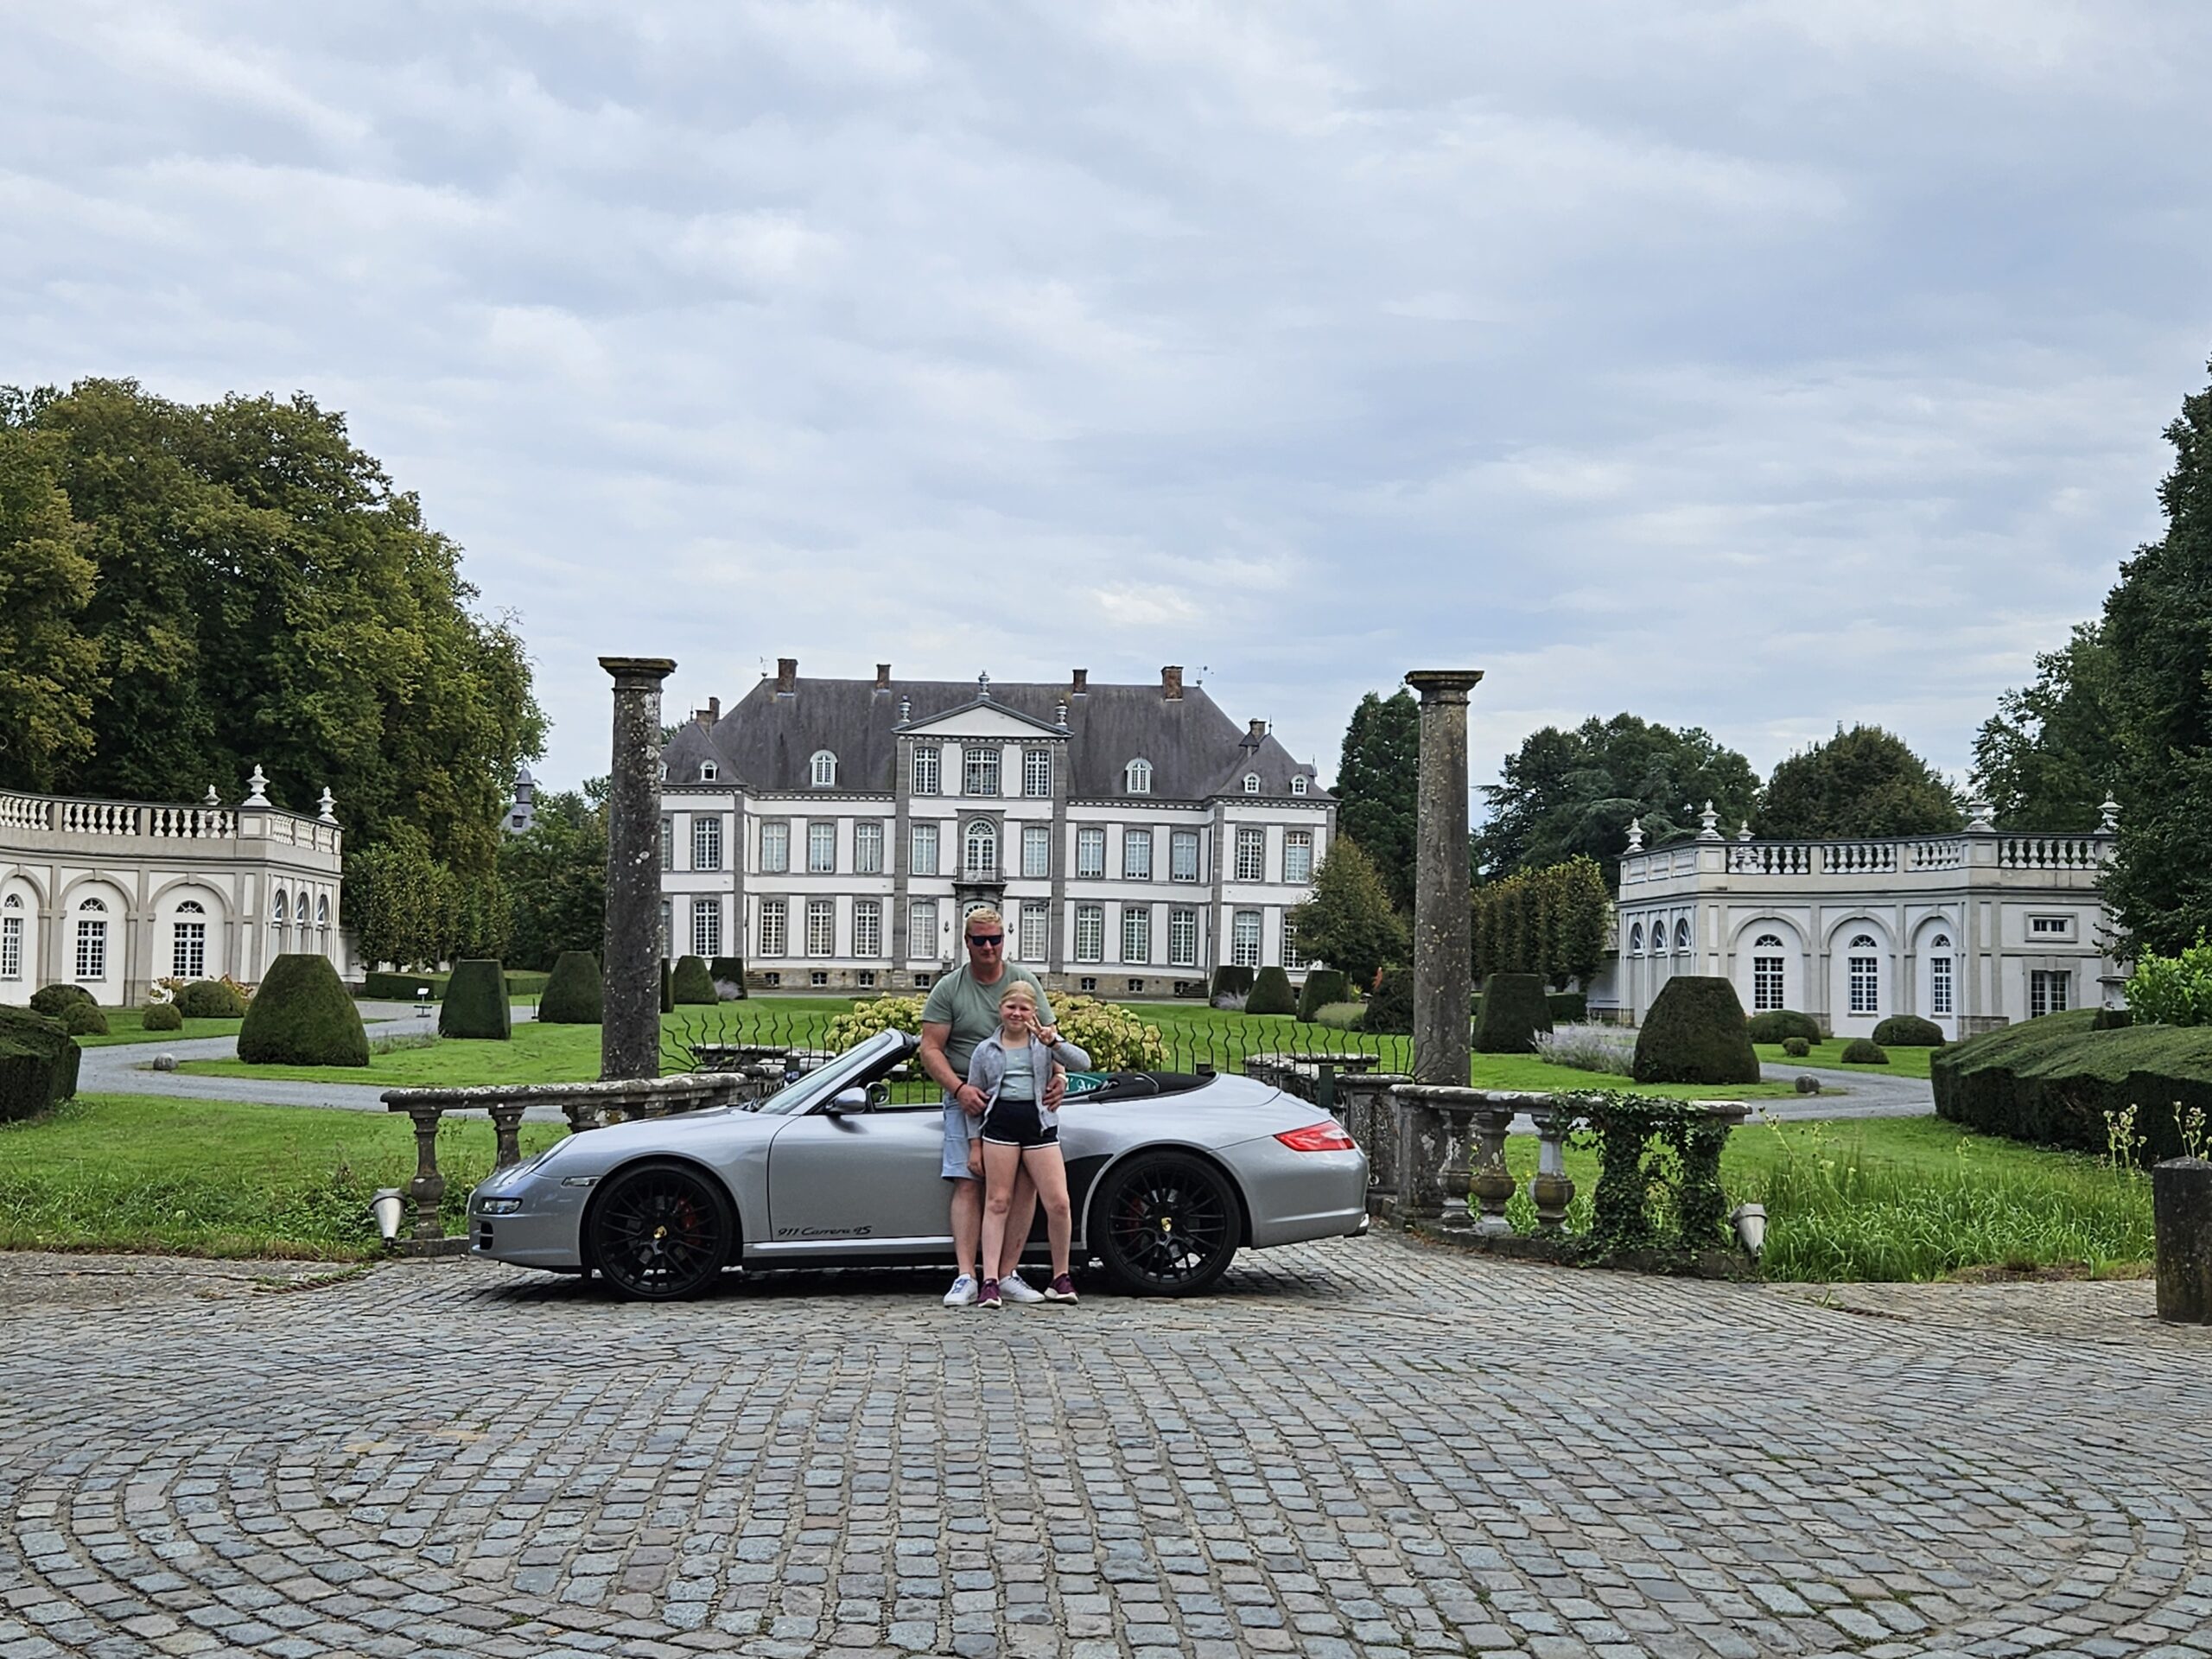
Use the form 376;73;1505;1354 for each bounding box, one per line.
467;1171;591;1270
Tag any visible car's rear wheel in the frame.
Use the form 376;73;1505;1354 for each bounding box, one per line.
1091;1152;1242;1296
586;1160;734;1300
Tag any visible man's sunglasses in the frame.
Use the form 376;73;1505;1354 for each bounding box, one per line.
965;934;1004;947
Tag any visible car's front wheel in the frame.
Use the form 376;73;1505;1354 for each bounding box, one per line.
1091;1152;1243;1295
586;1160;735;1300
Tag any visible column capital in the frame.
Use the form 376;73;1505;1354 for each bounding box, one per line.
1403;670;1484;705
600;656;677;690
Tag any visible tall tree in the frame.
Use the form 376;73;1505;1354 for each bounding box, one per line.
1755;725;1961;839
0;379;543;877
499;788;608;970
1972;622;2116;830
1286;835;1408;989
1476;714;1759;886
1470;856;1610;988
0;423;102;789
2104;359;2212;955
1334;690;1420;910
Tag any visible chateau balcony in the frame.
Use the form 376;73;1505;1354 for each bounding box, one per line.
0;779;343;865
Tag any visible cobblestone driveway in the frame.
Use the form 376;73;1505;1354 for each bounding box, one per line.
3;1238;2207;1659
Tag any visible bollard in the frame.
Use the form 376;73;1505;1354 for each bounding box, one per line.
2152;1158;2212;1325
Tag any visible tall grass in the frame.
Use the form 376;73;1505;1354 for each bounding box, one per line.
1532;1024;1637;1077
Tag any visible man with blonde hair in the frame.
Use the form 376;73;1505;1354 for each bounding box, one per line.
918;906;1065;1306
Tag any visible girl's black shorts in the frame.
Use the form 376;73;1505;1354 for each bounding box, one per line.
981;1096;1058;1148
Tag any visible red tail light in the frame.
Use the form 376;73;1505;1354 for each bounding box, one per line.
1274;1122;1357;1153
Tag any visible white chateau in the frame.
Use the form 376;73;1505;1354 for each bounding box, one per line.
657;662;1333;995
0;768;347;1007
1590;800;2122;1039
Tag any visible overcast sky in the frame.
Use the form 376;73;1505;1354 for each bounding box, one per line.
9;2;2210;810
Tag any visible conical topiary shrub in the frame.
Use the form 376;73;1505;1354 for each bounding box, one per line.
1632;976;1761;1085
709;957;747;1000
660;958;674;1014
538;950;603;1024
1363;965;1414;1035
439;959;512;1039
672;955;717;1006
1471;972;1553;1054
0;1005;77;1123
238;954;369;1066
1296;969;1350;1022
1246;965;1296;1015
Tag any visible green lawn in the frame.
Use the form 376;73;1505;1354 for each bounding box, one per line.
1753;1039;1937;1079
0;1093;565;1259
71;1008;246;1048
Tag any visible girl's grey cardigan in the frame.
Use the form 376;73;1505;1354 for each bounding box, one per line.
965;1032;1092;1132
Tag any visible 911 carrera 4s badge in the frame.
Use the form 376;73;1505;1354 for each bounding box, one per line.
773;1225;876;1239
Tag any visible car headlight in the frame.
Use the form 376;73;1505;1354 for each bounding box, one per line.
477;1198;524;1216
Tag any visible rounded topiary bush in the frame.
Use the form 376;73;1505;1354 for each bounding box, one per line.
1363;965;1414;1036
1781;1035;1810;1058
0;1005;78;1122
1209;965;1255;1002
238;954;369;1066
671;955;718;1006
1471;972;1554;1054
176;979;247;1020
29;983;95;1020
1296;969;1350;1023
709;957;748;1000
537;950;603;1024
439;959;513;1039
1632;976;1761;1085
1246;965;1296;1015
1840;1038;1889;1065
1746;1009;1821;1045
1871;1014;1943;1047
60;1000;108;1036
143;1001;184;1032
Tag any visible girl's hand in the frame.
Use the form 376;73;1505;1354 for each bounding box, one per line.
1034;1024;1058;1046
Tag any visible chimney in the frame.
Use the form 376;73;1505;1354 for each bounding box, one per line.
1070;668;1089;696
694;696;719;730
1248;718;1267;743
1162;665;1184;700
776;658;797;696
874;664;892;691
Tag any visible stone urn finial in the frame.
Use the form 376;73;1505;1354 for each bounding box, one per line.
1697;800;1720;840
2099;796;2120;834
1966;797;1994;833
317;786;338;824
203;785;219;808
1738;820;1752;842
243;766;270;807
977;669;991;699
1625;817;1644;853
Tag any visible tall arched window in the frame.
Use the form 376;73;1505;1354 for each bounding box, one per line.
0;893;21;983
1751;932;1784;1012
272;893;288;925
316;896;329;928
1929;932;1954;1016
1847;933;1879;1016
1674;918;1691;953
810;750;837;787
75;898;107;980
174;899;207;979
1124;759;1153;795
1629;923;1643;953
963;820;997;877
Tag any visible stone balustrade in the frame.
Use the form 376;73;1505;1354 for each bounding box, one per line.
1624;828;2115;892
379;1071;763;1255
0;785;340;851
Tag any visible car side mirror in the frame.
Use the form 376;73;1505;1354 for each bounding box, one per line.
826;1086;870;1117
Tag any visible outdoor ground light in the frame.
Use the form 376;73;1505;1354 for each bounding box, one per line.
1732;1201;1768;1257
369;1188;405;1243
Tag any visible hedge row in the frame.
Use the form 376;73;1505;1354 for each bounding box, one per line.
1932;1009;2212;1160
360;969;553;1001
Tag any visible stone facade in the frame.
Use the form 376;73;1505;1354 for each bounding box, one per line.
1587;803;2121;1039
657;663;1334;995
0;775;346;1006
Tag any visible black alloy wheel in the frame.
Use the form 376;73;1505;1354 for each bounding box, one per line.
586;1160;735;1301
1092;1152;1243;1296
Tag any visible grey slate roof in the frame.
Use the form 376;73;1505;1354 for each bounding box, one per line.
660;674;1328;802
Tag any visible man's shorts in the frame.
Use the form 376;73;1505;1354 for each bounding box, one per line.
981;1096;1058;1150
941;1099;983;1181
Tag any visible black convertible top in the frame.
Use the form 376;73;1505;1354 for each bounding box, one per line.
1064;1070;1212;1103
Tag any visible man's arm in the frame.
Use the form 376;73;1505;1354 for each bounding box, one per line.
918;1020;986;1116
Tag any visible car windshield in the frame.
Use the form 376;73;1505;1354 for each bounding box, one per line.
748;1028;913;1116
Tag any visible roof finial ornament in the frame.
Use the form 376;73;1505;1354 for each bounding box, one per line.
977;669;991;699
1697;800;1720;841
2099;795;2120;834
1966;796;1994;833
898;695;912;723
203;784;219;808
1054;699;1069;731
243;766;270;808
317;786;337;824
1737;819;1752;842
1625;817;1644;853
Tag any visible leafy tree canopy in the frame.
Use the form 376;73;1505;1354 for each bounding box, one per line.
1972;622;2116;831
499;788;608;972
2104;358;2212;954
1286;835;1407;990
0;379;543;878
1476;714;1758;886
1334;690;1419;911
1753;724;1960;840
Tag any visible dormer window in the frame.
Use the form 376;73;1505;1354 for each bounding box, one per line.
1125;759;1153;795
700;762;719;782
810;750;837;788
1290;776;1308;797
1243;773;1261;795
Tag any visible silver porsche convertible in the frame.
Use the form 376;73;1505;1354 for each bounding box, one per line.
467;1028;1369;1300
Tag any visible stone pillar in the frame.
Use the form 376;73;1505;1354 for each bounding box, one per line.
2152;1159;2212;1324
601;657;677;1082
1405;671;1484;1086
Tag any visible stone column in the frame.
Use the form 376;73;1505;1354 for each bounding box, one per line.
2152;1159;2212;1324
601;657;677;1082
1405;671;1484;1086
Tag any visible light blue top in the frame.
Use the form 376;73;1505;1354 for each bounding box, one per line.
1000;1045;1036;1103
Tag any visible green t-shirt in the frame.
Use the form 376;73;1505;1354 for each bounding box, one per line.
921;963;1054;1079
